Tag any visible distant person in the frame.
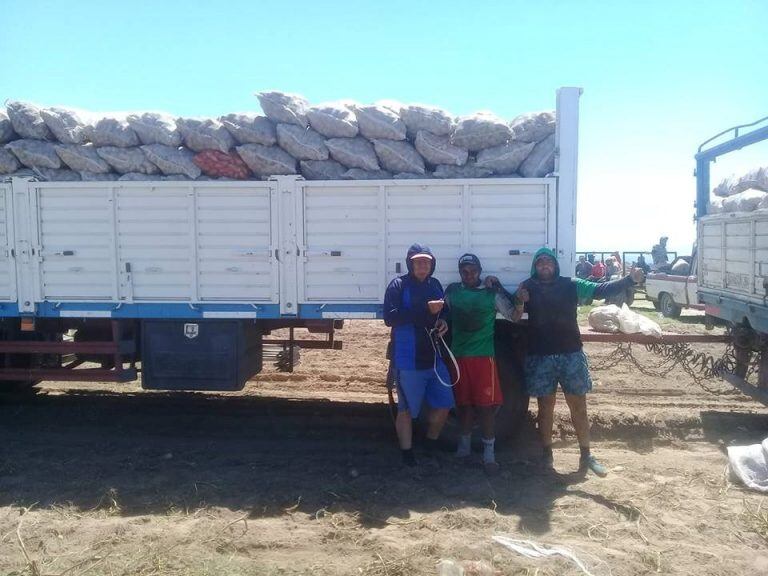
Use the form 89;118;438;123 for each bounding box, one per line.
384;244;453;468
611;251;622;273
651;236;669;268
636;254;650;275
590;259;606;280
575;255;593;279
587;253;596;265
604;257;620;279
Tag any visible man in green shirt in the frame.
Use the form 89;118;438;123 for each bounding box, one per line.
444;254;518;473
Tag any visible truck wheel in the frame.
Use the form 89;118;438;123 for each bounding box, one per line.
659;292;681;318
493;321;530;441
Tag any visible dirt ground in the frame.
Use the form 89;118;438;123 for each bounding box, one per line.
1;307;768;575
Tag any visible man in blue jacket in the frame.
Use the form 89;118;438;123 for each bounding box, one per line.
384;244;453;467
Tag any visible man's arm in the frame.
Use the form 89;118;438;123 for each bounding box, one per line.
383;279;430;327
572;275;636;302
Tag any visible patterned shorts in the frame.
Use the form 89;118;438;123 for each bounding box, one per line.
524;351;593;397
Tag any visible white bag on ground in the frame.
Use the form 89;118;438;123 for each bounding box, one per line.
6;139;62;169
722;188;766;212
617;303;662;337
306;103;358;138
177;118;234;153
588;305;621;333
141;144;201;179
0;149;21;174
6;101;53;140
41;107;90;144
96;146;159;175
451;112;512;151
54;144;111;173
80;171;119;181
354;105;406;140
89;116;140;148
519;133;556;178
0;111;17;144
256;91;309;128
219;113;276;146
476;141;536;175
276;124;329;160
235;144;297;176
399;104;453;136
127;112;182;147
434;161;493;179
727;437;768;492
342;168;392;180
326;137;380;171
509;111;556;143
414;131;468;166
299;159;347;180
372;139;425;174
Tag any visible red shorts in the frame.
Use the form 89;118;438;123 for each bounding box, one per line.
453;356;503;407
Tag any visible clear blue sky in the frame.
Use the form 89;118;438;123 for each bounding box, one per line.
2;0;767;257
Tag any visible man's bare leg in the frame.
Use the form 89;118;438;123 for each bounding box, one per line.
564;393;607;476
479;406;499;472
537;394;557;466
456;406;474;457
395;411;417;466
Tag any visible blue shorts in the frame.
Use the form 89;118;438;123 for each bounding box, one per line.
525;351;593;397
397;365;455;418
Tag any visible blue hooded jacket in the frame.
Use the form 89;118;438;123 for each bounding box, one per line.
383;244;446;371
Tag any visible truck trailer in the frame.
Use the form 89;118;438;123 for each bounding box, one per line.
0;88;581;395
695;115;768;391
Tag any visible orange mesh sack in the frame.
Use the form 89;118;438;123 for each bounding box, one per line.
193;150;252;179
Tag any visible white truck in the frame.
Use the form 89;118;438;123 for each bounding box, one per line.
694;115;768;390
0;88;582;397
645;256;701;317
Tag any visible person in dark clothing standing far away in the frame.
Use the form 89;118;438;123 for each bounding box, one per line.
384;244;453;467
575;255;593;279
651;236;669;269
443;254;518;474
487;247;645;476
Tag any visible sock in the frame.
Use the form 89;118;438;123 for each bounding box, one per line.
579;445;591;460
424;437;439;453
482;437;495;464
456;434;471;457
401;448;417;467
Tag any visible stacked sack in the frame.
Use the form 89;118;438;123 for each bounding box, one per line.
709;166;768;214
1;92;557;182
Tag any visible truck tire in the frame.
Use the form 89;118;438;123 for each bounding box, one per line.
659;292;681;318
493;320;530;441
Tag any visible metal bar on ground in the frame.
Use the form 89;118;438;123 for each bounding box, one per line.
262;339;342;350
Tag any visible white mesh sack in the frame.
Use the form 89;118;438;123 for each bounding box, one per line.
325;137;380;171
127;112;182;147
96;146;160;175
219;113;277;146
414;131;468;167
235;144;297;176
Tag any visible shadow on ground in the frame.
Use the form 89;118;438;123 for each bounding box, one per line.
0;389;643;535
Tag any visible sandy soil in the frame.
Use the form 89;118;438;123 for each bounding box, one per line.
1;312;767;575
